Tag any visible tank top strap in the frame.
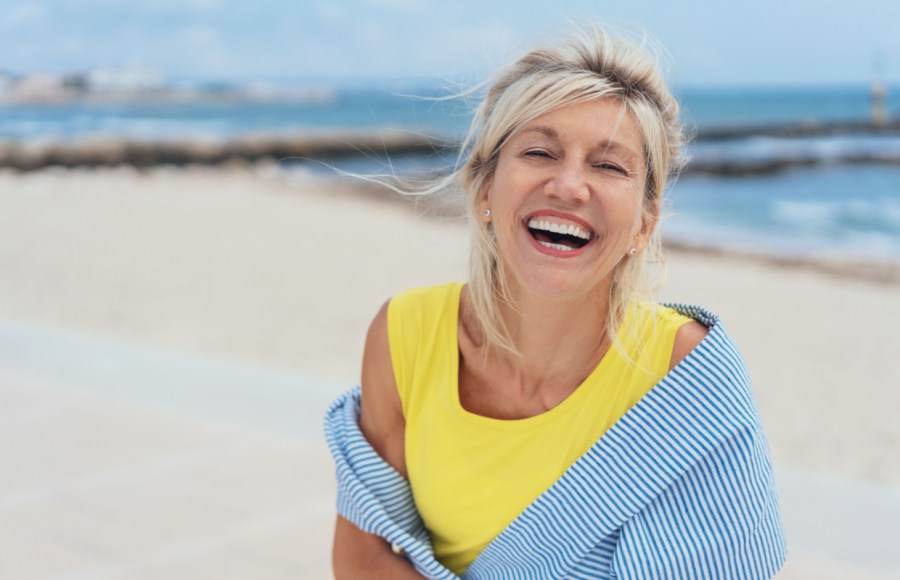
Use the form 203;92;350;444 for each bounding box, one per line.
627;302;694;379
387;282;464;418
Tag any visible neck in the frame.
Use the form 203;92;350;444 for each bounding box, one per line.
493;280;613;398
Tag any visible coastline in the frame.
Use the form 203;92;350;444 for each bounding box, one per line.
0;131;455;172
5;120;900;175
664;238;900;284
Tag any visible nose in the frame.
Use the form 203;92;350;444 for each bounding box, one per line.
544;159;590;204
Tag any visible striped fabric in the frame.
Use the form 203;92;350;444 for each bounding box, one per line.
324;305;787;579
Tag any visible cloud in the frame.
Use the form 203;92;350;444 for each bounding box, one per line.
361;0;428;9
180;0;223;11
316;2;348;23
438;21;521;71
53;0;224;16
133;0;225;13
177;24;222;49
0;2;47;29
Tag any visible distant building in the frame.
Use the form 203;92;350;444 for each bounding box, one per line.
63;73;90;93
86;65;165;93
870;80;888;126
9;73;69;100
0;70;15;95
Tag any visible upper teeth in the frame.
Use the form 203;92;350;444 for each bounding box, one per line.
527;219;592;240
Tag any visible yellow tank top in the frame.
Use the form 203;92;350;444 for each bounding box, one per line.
387;283;691;575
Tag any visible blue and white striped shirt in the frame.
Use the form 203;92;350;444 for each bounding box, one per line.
325;305;787;579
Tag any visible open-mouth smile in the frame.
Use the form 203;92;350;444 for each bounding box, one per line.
525;214;596;256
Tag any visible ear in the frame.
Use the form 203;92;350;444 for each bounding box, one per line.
478;178;493;220
632;198;660;251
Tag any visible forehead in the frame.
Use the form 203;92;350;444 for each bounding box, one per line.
513;98;643;150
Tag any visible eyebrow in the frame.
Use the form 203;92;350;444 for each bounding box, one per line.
516;125;642;163
518;126;558;139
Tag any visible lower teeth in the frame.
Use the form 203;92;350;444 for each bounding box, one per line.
538;241;574;252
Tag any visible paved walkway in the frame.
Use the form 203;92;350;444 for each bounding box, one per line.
1;320;337;579
1;319;898;579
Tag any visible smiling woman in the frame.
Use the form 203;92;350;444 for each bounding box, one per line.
326;24;786;580
482;99;650;310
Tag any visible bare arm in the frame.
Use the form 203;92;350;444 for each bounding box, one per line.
333;516;423;579
332;300;422;579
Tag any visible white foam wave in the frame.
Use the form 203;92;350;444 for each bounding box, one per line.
773;199;900;235
690;135;900;164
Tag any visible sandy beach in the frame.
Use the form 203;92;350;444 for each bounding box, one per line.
2;166;899;578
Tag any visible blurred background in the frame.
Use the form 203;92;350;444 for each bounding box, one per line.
4;0;900;261
1;1;899;578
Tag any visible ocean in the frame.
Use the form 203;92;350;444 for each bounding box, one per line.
3;84;900;264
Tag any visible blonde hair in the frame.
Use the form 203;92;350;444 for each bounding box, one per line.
449;24;686;356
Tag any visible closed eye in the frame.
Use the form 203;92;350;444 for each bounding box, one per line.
595;162;628;175
522;149;554;159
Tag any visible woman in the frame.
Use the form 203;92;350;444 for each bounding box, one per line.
326;25;786;579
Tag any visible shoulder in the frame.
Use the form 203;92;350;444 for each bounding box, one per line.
363;299;392;366
360;300;395;421
659;305;709;371
669;320;709;369
357;283;464;479
382;281;463;368
359;299;407;477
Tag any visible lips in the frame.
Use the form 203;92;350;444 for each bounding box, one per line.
524;211;596;256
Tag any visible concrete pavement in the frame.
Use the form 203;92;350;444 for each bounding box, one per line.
1;319;898;579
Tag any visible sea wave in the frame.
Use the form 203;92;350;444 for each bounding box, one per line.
689;134;900;165
666;165;900;263
0;116;234;141
773;199;900;234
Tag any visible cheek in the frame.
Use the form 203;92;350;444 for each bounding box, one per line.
487;179;527;224
603;192;644;233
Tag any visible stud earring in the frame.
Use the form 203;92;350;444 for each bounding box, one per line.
629;248;637;255
484;209;492;217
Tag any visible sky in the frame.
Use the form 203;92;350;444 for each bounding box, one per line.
2;0;900;88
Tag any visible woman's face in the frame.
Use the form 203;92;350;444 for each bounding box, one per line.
482;98;652;302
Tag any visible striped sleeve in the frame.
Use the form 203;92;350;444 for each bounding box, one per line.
324;387;458;580
610;416;787;579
